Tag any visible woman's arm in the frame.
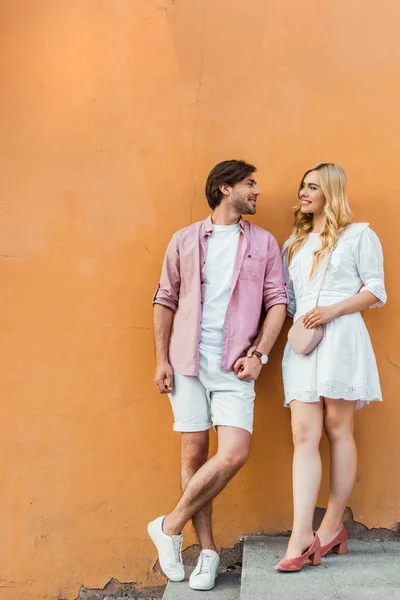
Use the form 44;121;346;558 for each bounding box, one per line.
303;290;379;329
304;227;386;329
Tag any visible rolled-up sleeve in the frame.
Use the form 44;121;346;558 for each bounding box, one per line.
355;228;387;308
152;233;181;312
263;235;289;311
282;240;296;317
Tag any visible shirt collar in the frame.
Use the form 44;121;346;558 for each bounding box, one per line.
203;214;245;236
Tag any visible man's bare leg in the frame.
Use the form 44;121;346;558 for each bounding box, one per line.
164;426;251;536
181;432;217;551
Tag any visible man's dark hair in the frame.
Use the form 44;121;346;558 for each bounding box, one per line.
205;160;257;210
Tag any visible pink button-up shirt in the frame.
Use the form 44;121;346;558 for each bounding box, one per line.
153;215;288;375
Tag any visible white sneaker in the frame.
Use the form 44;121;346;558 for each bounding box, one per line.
189;549;220;591
147;516;185;582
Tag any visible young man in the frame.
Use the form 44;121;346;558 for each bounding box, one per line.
149;160;288;590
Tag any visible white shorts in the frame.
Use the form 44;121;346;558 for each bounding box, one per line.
168;347;256;434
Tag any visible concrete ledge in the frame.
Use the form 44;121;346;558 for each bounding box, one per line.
241;536;400;600
162;568;240;600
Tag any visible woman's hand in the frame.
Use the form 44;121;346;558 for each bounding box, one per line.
303;305;339;329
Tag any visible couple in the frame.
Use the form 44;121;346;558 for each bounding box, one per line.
148;160;386;590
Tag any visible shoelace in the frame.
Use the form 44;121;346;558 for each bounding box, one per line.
198;553;214;574
172;536;183;564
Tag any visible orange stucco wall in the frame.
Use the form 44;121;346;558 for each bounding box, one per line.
1;1;399;599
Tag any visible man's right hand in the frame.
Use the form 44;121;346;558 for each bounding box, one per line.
154;362;174;394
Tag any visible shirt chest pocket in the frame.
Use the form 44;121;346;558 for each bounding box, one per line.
239;254;265;282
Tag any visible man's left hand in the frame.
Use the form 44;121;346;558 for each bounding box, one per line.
233;355;263;381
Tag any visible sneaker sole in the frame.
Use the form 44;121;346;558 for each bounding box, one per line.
147;522;185;583
189;582;216;591
189;575;218;591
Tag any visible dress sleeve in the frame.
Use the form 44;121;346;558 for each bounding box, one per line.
282;239;296;317
354;228;387;308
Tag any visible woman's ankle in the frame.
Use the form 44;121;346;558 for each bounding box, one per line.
286;531;315;558
317;519;343;540
288;530;314;547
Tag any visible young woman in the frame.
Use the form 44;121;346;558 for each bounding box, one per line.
276;163;386;572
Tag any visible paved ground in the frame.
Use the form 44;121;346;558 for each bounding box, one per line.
241;536;400;600
162;568;240;600
104;536;400;599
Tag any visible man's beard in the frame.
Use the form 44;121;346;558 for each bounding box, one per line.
232;193;256;215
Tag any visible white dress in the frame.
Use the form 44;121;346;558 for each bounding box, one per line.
282;223;387;410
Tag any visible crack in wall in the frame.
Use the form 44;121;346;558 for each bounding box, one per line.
385;351;400;369
189;0;209;224
52;395;153;417
0;579;34;588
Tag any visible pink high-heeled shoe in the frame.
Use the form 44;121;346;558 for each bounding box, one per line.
275;533;321;572
320;524;348;557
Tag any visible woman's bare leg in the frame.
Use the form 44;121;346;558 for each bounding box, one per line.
285;400;324;559
317;398;356;546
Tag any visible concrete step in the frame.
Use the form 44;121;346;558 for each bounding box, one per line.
162;568;240;600
241;536;400;600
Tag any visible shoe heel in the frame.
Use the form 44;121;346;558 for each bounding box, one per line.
310;550;321;566
331;540;347;555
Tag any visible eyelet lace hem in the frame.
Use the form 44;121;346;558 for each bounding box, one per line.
284;381;382;410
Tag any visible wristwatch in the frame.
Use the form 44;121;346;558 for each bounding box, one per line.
252;350;268;365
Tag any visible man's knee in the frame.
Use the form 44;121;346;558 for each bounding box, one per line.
217;445;250;472
181;432;209;471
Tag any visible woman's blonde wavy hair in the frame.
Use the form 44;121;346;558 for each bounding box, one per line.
285;163;353;279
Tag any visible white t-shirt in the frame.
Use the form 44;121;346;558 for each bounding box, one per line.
200;223;241;350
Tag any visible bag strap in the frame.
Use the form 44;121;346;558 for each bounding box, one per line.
315;232;342;307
